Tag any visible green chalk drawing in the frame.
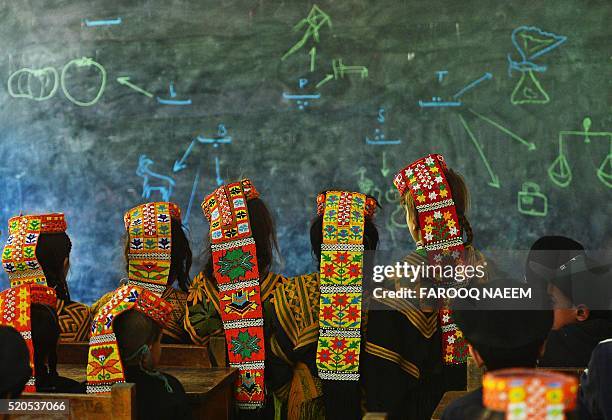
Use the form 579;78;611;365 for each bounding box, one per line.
281;5;331;61
458;114;500;188
517;182;548;217
332;58;368;79
8;67;59;101
380;151;391;177
316;58;368;89
468;108;536;150
511;69;549;105
548;117;612;188
309;47;316;72
117;76;153;98
61;57;107;107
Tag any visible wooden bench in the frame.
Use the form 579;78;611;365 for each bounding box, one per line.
7;383;135;420
57;364;237;420
58;342;212;368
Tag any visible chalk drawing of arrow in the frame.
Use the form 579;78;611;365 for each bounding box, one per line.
468;108;536;150
215;156;223;186
381;151;391;177
452;72;493;99
458;114;500;188
117;77;153;98
183;168;201;229
173;138;197;173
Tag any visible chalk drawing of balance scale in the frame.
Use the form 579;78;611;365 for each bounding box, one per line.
548;117;612;188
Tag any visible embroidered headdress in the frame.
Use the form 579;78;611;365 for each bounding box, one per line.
201;178;265;409
315;191;377;381
1;214;65;391
124;202;181;296
393;154;468;365
86;284;172;393
483;369;578;419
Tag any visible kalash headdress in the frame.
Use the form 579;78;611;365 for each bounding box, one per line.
123;202;181;296
201;179;265;409
483;369;578;419
393;154;468;365
315;191;378;381
1;214;65;391
86;284;172;393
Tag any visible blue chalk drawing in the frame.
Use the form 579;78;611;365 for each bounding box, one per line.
84;18;122;27
418;98;463;108
183;168;201;229
137;155;175;201
452;72;493;99
173;124;233;173
507;26;567;105
157;81;192;105
366;107;401;145
215;156;223;186
436;70;448;83
283;79;321;110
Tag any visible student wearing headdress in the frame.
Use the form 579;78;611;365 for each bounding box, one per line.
363;154;491;419
268;190;379;420
87;284;191;419
526;236;612;367
92;202;194;343
184;179;285;416
3;213;92;342
579;338;612;419
441;279;580;419
0;326;31;399
1;215;83;393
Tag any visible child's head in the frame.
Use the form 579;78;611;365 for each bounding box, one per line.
114;309;163;369
30;303;60;380
0;326;31;399
204;197;279;280
309;192;380;262
401;167;472;245
35;232;72;301
527;236;611;330
453;280;553;371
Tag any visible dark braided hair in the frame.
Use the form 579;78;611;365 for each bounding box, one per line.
36;233;72;302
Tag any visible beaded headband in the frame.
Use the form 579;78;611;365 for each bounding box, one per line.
2;214;67;288
0;284;57;392
201;179;265;409
124;202;181;296
316;191;373;381
86;285;172;393
316;192;378;218
394;154;468;365
483;369;578;419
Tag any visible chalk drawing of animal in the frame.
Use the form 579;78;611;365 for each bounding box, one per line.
136;154;176;202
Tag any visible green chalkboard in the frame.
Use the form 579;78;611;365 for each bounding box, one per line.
0;0;610;303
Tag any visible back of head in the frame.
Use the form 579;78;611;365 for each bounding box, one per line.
0;326;31;398
30;304;60;380
114;309;161;367
453;279;553;371
203;197;279;280
169;218;192;292
526;236;585;287
36;232;72;301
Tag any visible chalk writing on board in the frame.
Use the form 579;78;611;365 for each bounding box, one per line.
365;107;401;145
468;109;536;150
183;168;201;229
137;155;175;202
173;124;232;173
116;76;153;98
316;58;369;89
548;117;612;188
281;5;331;61
84;18;122;27
282;78;321;110
418;72;492;107
507;26;567;105
458;114;500;188
8;67;59;101
61;57;107;106
518;182;548;217
157;82;192;105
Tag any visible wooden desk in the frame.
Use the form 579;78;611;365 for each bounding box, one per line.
431;391;468;420
58;365;238;420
